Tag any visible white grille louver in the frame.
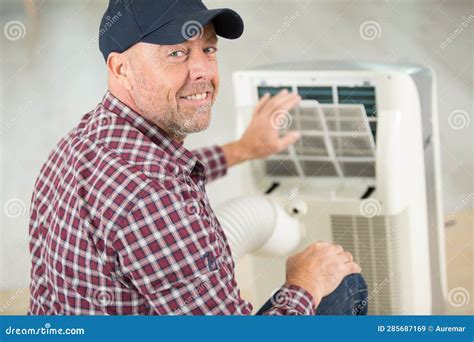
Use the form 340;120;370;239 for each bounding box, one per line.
265;101;376;179
331;209;411;315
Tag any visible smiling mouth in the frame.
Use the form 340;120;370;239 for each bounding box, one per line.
179;91;212;101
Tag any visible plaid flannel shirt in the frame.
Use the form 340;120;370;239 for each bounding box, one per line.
27;91;316;315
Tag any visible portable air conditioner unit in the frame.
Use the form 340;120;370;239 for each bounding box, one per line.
232;61;447;315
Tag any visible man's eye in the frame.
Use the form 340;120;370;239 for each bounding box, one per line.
169;50;186;57
204;47;218;54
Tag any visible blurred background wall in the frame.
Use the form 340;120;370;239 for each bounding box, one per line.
0;0;472;308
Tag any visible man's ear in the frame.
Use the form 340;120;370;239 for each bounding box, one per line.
107;52;133;92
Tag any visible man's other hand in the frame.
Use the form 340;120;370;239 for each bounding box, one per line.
285;242;362;308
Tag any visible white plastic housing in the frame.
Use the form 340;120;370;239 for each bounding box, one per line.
232;61;447;315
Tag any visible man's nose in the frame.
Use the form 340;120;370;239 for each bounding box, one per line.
187;49;214;82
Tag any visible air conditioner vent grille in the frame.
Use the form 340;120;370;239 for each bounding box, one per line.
297;86;334;104
256;85;377;140
331;209;411;314
264;101;376;179
337;86;377;117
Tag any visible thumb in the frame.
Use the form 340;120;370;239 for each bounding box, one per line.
277;131;301;151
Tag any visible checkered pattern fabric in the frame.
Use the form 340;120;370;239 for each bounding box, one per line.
27;91;316;315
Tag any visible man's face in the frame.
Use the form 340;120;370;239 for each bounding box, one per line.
125;24;219;139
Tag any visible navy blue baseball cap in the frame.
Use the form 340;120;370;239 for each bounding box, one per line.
98;0;244;61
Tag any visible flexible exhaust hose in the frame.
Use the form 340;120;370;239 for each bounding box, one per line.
215;196;302;261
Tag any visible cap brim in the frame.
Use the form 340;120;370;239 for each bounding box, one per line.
141;8;244;45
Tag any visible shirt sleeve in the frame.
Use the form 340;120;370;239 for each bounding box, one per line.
112;184;253;315
191;145;227;183
260;284;317;315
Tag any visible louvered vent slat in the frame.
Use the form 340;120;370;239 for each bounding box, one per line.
331;209;409;314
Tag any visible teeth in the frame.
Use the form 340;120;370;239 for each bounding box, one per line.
184;92;208;100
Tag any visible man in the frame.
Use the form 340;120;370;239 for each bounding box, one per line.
28;0;368;315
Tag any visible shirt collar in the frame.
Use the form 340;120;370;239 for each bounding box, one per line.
101;91;204;177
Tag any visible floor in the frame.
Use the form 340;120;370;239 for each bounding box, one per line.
1;210;472;315
443;210;473;315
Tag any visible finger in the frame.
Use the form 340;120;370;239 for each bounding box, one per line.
309;241;332;256
266;93;301;114
329;244;344;254
254;92;271;116
279;94;302;113
343;262;361;275
270;96;302;120
313;241;332;248
272;88;290;99
334;251;352;264
263;89;298;111
277;131;301;152
259;89;290;113
339;251;353;263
